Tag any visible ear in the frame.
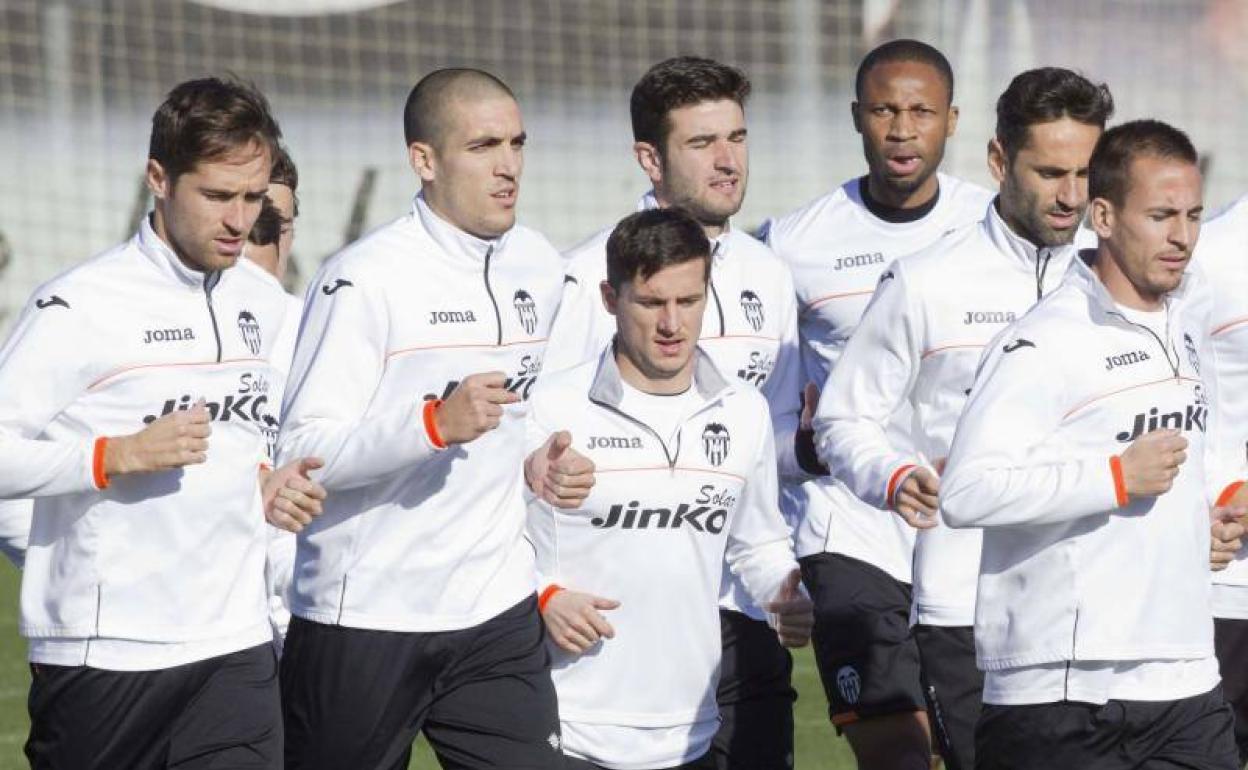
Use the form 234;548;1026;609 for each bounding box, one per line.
634;141;663;187
600;280;619;316
146;159;171;200
408;141;436;183
987;137;1007;186
945;104;960;138
850;101;862;135
1088;197;1114;239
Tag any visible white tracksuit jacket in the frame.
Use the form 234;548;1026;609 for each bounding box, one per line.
526;348;797;768
276;195;563;632
942;254;1245;671
0;216;292;666
543;191;802;620
1193;196;1248;619
815;202;1075;627
764;173;993;582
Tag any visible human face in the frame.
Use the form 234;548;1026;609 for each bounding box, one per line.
411;95;525;239
1090;156;1203;310
147;141;271;273
991;118;1102;247
266;182;296;277
602;258;708;394
854;60;958;208
638;99;747;237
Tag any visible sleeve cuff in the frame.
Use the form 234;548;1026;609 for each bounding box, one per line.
421;399;448;451
92;437;110;490
1109;455;1129;508
886;464;917;509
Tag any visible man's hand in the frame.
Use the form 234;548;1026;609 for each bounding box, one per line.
541;589;619;655
525;431;595;509
794;383;829;476
263;457;327;533
1120;428;1187;498
800;383;820;431
104;400;211;476
763;569;814;648
433;372;521;445
1211;506;1247;572
894;467;940;529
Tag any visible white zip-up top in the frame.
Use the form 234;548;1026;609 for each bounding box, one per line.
527;348;797;770
1192;196;1248;618
815;202;1074;626
942;255;1244;674
764;173;992;581
277;195;563;632
0;216;292;668
543;192;802;620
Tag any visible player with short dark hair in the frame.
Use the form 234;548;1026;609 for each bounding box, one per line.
528;207;811;770
942;119;1245;770
543;55;804;769
277;68;565;769
0;75;324;768
816;66;1113;770
763;39;992;769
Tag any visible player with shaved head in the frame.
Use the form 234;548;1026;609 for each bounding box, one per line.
277;68;566;769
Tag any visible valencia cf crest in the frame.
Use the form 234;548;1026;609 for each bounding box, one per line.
513;289;538;335
702;422;730;466
1184;332;1200;375
836;665;861;704
237;310;262;355
739;290;765;332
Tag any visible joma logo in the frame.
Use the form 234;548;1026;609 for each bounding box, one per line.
429;310;478;325
143;327;195;344
963;310;1016;325
833;252;885;270
1105;350;1151;372
588;436;643;450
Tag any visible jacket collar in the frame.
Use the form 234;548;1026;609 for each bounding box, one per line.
136;213;219;290
588;342;733;409
413;193;511;264
639;190;731;264
1065;248;1196;322
982;198;1069;271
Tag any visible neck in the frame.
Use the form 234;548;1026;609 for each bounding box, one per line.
863;170;939;210
653;188;727;239
614;343;695;395
150;208;207;273
1092;245;1165;311
994;199;1044;250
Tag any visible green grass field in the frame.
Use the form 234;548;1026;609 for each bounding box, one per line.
0;561;855;768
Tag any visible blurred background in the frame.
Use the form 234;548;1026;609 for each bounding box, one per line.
2;0;1246;335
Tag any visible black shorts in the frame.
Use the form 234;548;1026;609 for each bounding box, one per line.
711;608;796;769
1214;617;1248;764
798;552;925;730
914;624;982;770
281;594;562;770
25;642;281;770
976;684;1238;770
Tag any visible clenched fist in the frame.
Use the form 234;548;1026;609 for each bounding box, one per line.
104;400;211;476
525;431;595;509
1120;429;1187;498
433;372;522;445
894;467;940;529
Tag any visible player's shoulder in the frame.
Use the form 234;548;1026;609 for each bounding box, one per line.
894;216;984;276
938;173;995;209
321;214;416;280
230;256;295;306
560;225;612;285
509;222;563;265
761;182;855;250
25;238;137;317
1195;195;1248;275
532;355;600;409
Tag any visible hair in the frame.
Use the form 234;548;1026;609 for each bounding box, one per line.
149;76;281;183
854;39;954;104
247;197;283;247
1088;119;1199;206
630;56;751;152
995;67;1114;160
606;208;711;291
269;143;299;217
404;68;515;147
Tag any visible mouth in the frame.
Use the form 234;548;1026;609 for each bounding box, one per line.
885;153;922;176
708;177;739;195
1045;210;1080;230
215;236;244;257
654;337;685;357
1158;253;1190;270
491;187;517;207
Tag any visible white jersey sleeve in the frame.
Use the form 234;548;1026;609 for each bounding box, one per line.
0;292;101;498
543;232;614;375
277;260;443;489
813;262;924;510
724;408;800;610
941;325;1120;528
760;264;807;482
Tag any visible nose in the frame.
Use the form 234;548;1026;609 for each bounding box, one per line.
657;302;681;335
224;199;247;235
496;145;522;179
887;109;916;140
712;140;736;173
1170;217;1196;251
1056;175;1083;210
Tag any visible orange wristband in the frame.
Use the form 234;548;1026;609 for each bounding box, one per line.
422;399;447;449
1216;481;1246;508
538;584;564;613
92;437;110;490
1109;455;1128;507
